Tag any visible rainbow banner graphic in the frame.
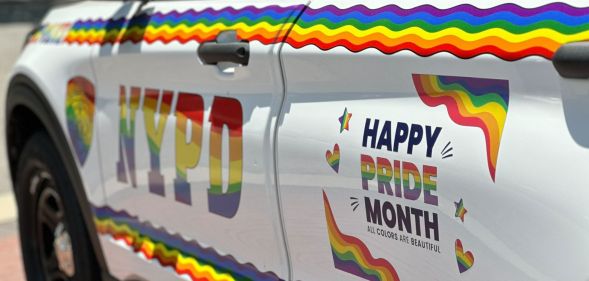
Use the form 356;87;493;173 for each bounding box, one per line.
63;5;304;45
412;74;509;181
323;191;400;281
286;3;589;61
94;206;281;281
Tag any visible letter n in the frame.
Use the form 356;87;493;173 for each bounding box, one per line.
116;86;140;187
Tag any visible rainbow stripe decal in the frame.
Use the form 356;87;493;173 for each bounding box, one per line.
32;3;589;61
412;74;509;181
63;5;304;45
455;239;475;273
94;206;281;281
287;3;589;61
66;77;95;165
323;191;400;281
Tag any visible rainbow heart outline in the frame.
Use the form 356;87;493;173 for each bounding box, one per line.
455;239;474;273
325;144;340;173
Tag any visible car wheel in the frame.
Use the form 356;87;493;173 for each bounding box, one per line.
15;131;99;281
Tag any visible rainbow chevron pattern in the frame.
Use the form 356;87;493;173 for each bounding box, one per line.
412;74;509;181
323;191;400;281
287;3;589;61
455;239;475;273
94;206;281;281
62;5;304;45
65;77;95;165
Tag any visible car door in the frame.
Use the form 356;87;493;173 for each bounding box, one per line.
89;1;305;280
277;0;589;280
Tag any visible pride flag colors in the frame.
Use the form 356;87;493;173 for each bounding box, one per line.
323;191;400;281
63;5;304;45
33;3;589;61
65;77;95;165
455;239;475;273
94;206;281;281
287;3;589;61
413;74;509;181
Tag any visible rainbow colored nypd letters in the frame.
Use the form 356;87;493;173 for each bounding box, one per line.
412;74;509;182
94;206;281;281
323;191;400;281
29;3;589;61
287;2;589;61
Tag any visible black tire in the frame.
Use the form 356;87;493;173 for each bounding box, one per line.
15;131;99;281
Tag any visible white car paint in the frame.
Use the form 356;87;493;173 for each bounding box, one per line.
9;0;589;280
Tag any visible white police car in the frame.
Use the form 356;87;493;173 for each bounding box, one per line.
7;0;589;280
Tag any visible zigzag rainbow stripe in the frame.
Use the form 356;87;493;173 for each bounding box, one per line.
32;3;589;60
94;206;281;281
286;3;589;60
412;74;509;181
323;191;400;281
63;5;303;45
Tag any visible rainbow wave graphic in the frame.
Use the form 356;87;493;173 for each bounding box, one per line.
94;206;281;281
65;77;95;165
323;191;400;281
412;74;509;181
286;3;589;60
63;5;304;45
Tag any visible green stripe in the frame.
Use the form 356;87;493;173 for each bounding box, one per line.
296;18;589;35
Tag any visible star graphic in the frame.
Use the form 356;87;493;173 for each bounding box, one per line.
454;198;467;222
338;107;352;133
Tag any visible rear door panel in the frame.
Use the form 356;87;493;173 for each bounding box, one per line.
277;0;589;280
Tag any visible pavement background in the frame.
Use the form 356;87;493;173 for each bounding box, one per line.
0;22;36;281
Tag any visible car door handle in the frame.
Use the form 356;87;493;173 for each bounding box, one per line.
197;30;249;66
553;42;589;79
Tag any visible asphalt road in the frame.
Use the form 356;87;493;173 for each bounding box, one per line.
0;23;33;281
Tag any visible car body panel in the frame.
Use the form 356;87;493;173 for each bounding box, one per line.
277;0;589;280
9;0;589;280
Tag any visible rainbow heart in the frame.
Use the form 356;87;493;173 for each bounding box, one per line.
325;144;340;173
66;76;96;166
455;239;474;273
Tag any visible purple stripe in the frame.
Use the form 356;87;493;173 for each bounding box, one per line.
306;2;589;17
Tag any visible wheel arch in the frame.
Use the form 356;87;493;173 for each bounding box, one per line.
6;73;114;281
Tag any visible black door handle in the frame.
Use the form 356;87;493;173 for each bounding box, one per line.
197;30;249;66
553;42;589;79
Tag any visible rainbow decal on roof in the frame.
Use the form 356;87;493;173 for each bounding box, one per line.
323;191;400;281
286;3;589;61
94;206;281;281
63;5;304;45
412;74;509;181
65;77;95;165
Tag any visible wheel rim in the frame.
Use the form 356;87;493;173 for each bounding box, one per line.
33;172;75;281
